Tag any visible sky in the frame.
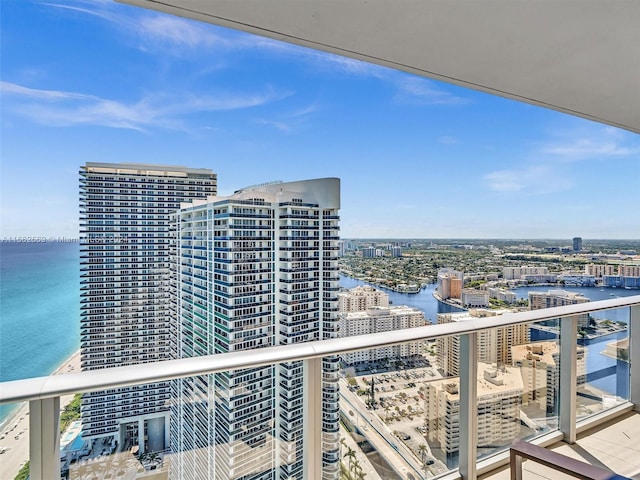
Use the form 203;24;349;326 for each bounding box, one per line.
1;0;639;239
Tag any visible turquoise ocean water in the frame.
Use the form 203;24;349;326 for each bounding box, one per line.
0;242;80;426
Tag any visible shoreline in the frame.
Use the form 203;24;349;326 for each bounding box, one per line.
0;349;81;479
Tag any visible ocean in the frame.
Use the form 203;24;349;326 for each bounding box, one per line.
0;242;80;425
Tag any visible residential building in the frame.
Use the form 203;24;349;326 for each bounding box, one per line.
619;265;640;277
437;268;464;300
511;341;586;414
437;309;530;377
390;246;403;257
170;178;340;480
460;288;489;308
503;266;548;280
361;246;376;258
79;162;216;450
560;273;596;286
338;305;427;365
337;285;389;312
584;263;615;278
528;290;590;329
488;288;517;304
423;363;523;463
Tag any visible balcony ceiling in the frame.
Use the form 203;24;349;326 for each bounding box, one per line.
120;0;640;134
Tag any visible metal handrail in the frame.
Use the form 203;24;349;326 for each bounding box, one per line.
1;295;638;404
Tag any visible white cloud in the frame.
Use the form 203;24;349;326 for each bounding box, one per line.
254;103;320;133
541;126;639;160
484;164;573;195
394;77;468;106
1;81;286;131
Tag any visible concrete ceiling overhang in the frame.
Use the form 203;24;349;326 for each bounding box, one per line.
120;0;640;133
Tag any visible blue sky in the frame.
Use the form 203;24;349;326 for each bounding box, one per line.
2;0;639;239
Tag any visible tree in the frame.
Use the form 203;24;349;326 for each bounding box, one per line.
344;446;356;475
418;443;428;466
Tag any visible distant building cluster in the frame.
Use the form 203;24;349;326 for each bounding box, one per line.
338;286;428;364
360;244;403;257
584;263;640;288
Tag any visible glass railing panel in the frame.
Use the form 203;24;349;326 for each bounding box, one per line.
0;401;29;480
576;305;630;420
475;318;561;463
340;340;449;479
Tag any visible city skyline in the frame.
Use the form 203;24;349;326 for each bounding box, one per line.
2;0;640;239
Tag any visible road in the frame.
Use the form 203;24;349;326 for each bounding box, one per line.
340;380;426;479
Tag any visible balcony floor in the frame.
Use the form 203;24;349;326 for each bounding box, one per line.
481;411;640;480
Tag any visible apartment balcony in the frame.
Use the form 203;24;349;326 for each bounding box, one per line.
1;296;639;480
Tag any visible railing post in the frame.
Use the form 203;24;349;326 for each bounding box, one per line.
559;315;577;444
303;357;322;479
459;332;477;480
630;305;640;412
29;397;60;480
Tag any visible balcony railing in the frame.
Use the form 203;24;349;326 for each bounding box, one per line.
1;295;639;480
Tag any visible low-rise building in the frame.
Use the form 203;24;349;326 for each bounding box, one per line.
488;288;517;304
338;305;427;364
528;290;590;329
338;285;389;312
461;288;489;307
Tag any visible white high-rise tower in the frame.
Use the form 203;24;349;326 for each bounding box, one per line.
170;178;341;480
79;162;216;451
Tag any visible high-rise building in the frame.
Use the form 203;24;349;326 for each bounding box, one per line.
423;363;523;464
79;163;216;450
437;268;463;300
511;341;586;414
170;178;340;480
573;236;583;252
437;309;530;376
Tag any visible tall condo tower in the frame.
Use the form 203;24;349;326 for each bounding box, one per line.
170;178;341;480
79;162;216;451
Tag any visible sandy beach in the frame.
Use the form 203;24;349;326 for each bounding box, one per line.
0;349;81;480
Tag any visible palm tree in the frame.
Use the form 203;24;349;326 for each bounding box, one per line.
351;458;361;475
344;446;356;475
339;436;347;461
418;443;429;474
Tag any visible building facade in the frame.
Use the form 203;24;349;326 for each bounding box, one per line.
338;305;427;364
503;266;549;280
423;363;523;463
437;268;464;300
79;162;216;450
337;285;389;312
511;341;586;414
437;310;530;377
528;290;590;329
170;178;340;480
460;288;489;308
